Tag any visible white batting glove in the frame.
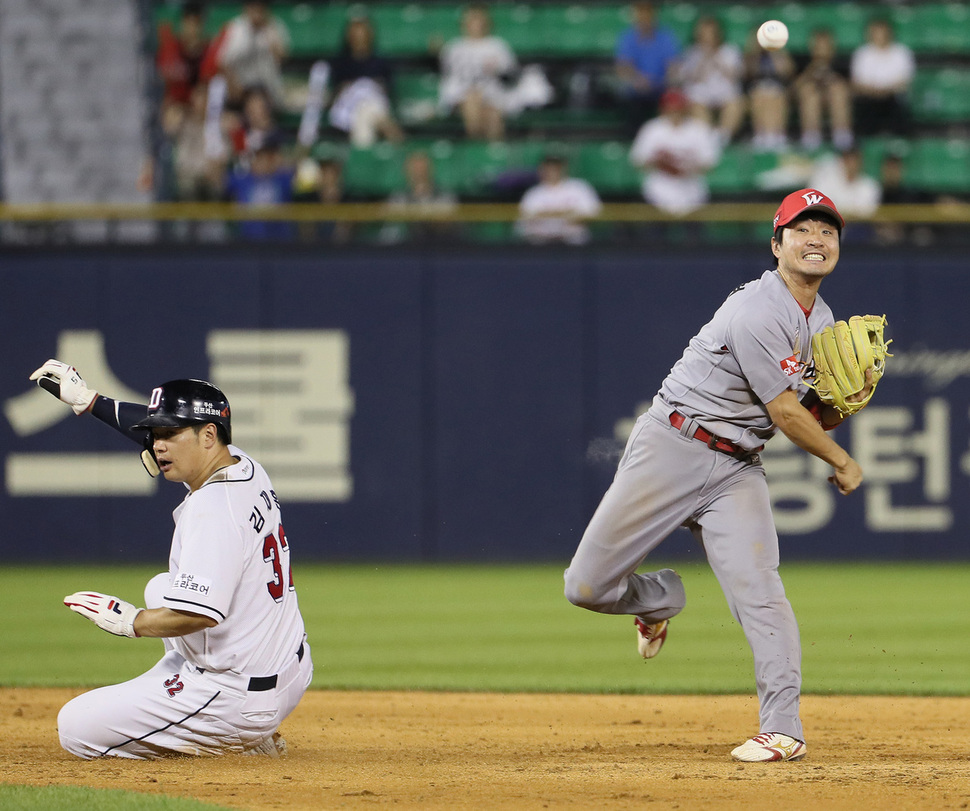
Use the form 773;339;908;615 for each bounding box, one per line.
64;591;142;638
29;359;98;415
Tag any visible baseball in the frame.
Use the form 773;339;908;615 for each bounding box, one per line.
757;20;789;50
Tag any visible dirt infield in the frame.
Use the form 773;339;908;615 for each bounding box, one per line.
3;688;970;810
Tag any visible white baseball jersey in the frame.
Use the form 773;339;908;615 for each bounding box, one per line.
163;445;306;676
629;115;721;215
58;432;313;759
517;177;603;245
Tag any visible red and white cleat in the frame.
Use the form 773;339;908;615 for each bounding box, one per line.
731;732;806;762
634;617;669;659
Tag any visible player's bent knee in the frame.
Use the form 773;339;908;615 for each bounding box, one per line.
563;569;611;610
57;698;100;759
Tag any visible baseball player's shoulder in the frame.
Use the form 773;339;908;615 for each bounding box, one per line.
186;451;266;512
719;270;785;315
722;272;798;332
199;449;256;488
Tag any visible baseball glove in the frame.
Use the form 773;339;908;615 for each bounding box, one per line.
808;314;892;417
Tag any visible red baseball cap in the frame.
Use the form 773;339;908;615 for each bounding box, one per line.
773;188;845;230
660;89;689;111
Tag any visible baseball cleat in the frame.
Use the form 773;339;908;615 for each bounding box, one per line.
634;617;669;659
247;731;287;757
731;732;806;762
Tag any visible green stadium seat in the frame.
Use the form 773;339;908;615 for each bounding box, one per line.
454;141;542;197
657;3;700;48
911;69;970;124
342;144;407;197
394;72;441;125
828;2;868;51
276;4;346;57
369;4;461;56
153;3;238;35
426;140;464;193
537;5;629;57
904;139;970;193
489;4;543;53
576;141;639;196
707;146;754;195
895;3;970;54
857;137;911;176
718;5;760;49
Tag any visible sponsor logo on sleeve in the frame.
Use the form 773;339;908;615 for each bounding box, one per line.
780;355;801;376
172;572;212;596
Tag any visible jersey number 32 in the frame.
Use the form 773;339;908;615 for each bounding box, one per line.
263;525;294;603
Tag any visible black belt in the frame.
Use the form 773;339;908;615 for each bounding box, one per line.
668;412;763;458
247;642;305;692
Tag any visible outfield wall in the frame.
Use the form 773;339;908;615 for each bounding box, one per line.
1;246;966;562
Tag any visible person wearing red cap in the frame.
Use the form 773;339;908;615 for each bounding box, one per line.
566;187;871;762
629;88;721;215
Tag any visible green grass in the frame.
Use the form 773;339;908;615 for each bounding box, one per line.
0;785;233;810
2;562;968;695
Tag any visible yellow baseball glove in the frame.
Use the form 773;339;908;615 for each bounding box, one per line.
808;315;892;417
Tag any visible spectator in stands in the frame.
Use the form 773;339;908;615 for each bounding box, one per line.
850;17;915;137
742;27;795;152
216;0;290;109
229;85;282;165
225;133;296;240
629;89;721;215
438;4;518;141
873;152;935;246
794;28;853;152
155;1;219;117
328;16;405;148
809;147;881;221
614;1;681;133
516;153;603;245
307;157;354;245
380;150;459;245
674;15;744;146
164;82;229;201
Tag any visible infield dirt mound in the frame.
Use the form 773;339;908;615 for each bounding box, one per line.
3;689;969;810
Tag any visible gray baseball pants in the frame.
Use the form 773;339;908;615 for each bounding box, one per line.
564;410;803;741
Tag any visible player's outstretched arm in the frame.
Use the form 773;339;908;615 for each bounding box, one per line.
133;608;218;638
767;388;863;495
64;593;217;638
30;359;146;445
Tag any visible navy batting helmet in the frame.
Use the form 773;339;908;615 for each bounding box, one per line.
130;379;232;444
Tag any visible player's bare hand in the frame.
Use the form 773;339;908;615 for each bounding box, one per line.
29;359;97;414
64;591;142;638
829;457;863;495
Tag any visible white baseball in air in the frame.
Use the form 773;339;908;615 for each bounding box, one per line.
757;20;789;50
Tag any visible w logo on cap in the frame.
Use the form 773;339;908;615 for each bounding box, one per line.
802;192;825;206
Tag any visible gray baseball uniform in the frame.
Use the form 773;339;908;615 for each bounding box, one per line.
565;268;835;741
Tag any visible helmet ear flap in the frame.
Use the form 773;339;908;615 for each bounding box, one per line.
140;433;160;478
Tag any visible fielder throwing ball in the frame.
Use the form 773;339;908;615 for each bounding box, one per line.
565;189;890;762
30;365;313;759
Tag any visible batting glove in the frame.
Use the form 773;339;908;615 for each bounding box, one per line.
29;359;98;415
64;591;143;638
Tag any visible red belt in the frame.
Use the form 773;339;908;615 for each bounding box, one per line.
668;412;762;458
